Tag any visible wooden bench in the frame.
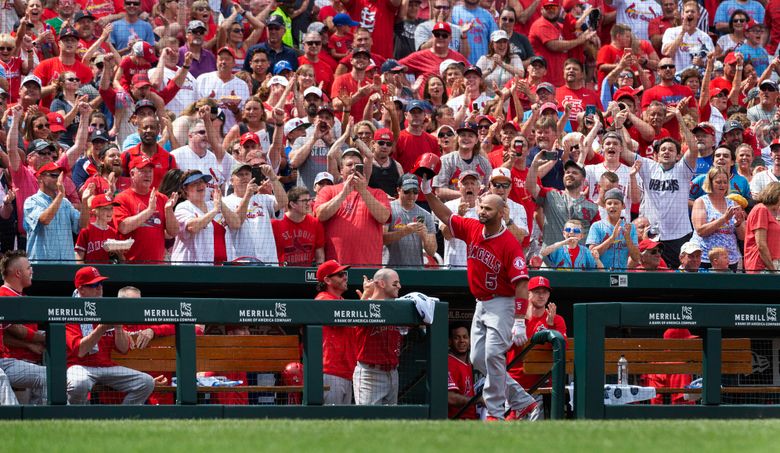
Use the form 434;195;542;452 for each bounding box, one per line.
113;335;302;393
522;338;769;395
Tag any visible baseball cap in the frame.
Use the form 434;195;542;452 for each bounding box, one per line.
59;25;78;39
432;22;451;35
240;132;260;145
316;259;350;282
603;187;624;204
374;128;392;142
540;102;558;113
663;328;698;339
439;58;464;75
47;112;66;133
273;60;293;75
771;138;780;149
90;193;120;209
133;41;157;63
341;147;361;158
639;239;664;252
490;167;511;182
563;159;585;177
284;118;310;136
463;65;482;77
231;162;252;175
27;139;56;156
317;104;335;116
21;74;42;88
34;161;62;177
269;75;289;87
458;169;480;181
217;46;237;60
562;0;581;10
602;131;623;143
457;124;477;135
182;172;213;186
130;155;154;170
528;56;547;67
132;73;152;89
490;30;509;42
314;171;334;185
722;120;744;134
613;86;640;101
381;59;406;74
303;86;323;98
74;10;95;22
692;122;716;136
746;19;764;30
476;115;495;125
187;20;207;33
333;13;359;27
536;82;555;94
266;15;285;28
724;52;738;65
679;241;702;255
760;79;778;91
307;21;327;34
90;129;110;142
541;0;560;6
351;47;371;58
74;266;109;289
399;174;419;191
406;99;428;112
528;276;551;291
134;99;156;114
709;87;726;99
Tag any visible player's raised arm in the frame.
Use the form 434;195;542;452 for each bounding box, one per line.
422;176;454;225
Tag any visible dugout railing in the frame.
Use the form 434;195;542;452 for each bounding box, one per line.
574;302;780;419
0;297;448;420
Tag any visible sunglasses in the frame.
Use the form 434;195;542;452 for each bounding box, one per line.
619;72;634;78
305;41;322;46
376;140;392;147
570;144;580;150
433;32;449;39
84;282;103;288
192;130;207;135
125;1;140;5
65;77;79;82
733;18;747;23
0;46;12;51
491;182;510;189
90;123;106;129
231;28;242;33
433;5;451;9
329;271;348;278
659;64;676;70
438;131;454;138
190;29;206;35
403;189;419;194
500;17;515;22
564;227;582;234
42;172;61;178
35;123;50;129
761;86;778;92
477;124;491;130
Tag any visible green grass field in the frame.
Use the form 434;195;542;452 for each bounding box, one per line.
4;419;778;452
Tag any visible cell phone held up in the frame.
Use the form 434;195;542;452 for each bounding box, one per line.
251;166;267;184
541;150;558;161
354;163;364;175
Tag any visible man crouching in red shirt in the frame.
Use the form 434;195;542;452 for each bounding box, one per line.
65;267;154;404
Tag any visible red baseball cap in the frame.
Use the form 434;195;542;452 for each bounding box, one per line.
724;52;738;65
47;112;66;133
130;155;154;170
133;41;157;64
35;162;63;177
217;46;237;59
90;193;120;209
74;266;109;288
316;260;351;282
709;87;726;98
374;128;392;142
528;276;551;291
240;132;260;145
639;239;664;252
132;73;152;88
432;22;451;34
663;328;698;339
692;122;716;136
613;86;641;101
541;0;560;6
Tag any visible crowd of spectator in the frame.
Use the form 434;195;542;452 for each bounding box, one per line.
0;0;779;272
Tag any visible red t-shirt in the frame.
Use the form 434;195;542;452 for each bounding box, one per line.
329;33;354;57
509;166;540;248
529;17;566;87
77;0;125;18
629;126;670;159
354;325;402;367
640;84;695;141
272;214;325;267
398;49;469;78
299;55;335;94
331;72;374;122
507;312;567;389
394;129;440;173
313;183;390;266
346;0;399;59
556;85;602;131
75;223;119;264
120;145;178;189
65;323;122;367
33;57;94;106
449;215;529;300
0;57;23;103
316;291;358;380
112;188;170;263
82;173;132;197
448;354;477;419
767;0;780;54
744;203;780;272
514;0;540;36
78;38;112;61
596;45;626;87
118;56;151;92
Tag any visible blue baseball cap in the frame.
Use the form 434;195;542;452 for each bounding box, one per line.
273;60;293;75
182;173;213;186
333;13;359;27
405;99;430;113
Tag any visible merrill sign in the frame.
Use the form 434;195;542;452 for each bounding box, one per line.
47;301;101;322
143;302;196;322
238;303;292;323
648;305;696;326
333;303;385;324
734;308;780;327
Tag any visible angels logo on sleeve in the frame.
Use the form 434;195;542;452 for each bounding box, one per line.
513;256;525;270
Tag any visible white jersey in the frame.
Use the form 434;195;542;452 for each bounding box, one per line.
150;66;197;117
223;193;280;264
505;198;529;237
661;27;714;71
171;145;226;199
585;162;636;220
610;0;661;41
750;169;780;198
171;201;224;265
194;72;251;134
636;155;694;241
441;198;478;268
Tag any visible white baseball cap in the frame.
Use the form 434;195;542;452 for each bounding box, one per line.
314;172;334;185
283;118;310;136
303;86;323;98
439;58;463;76
680;241;702;255
269;75;289;87
490;167;511;182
